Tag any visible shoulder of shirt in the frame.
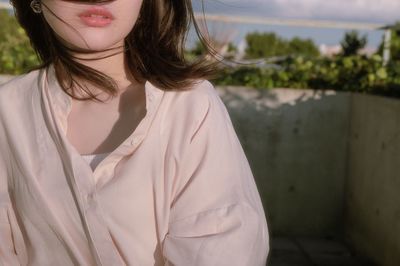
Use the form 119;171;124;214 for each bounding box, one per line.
0;71;42;166
160;79;229;139
0;69;41;131
0;68;41;100
175;79;217;97
161;79;222;121
165;79;220;111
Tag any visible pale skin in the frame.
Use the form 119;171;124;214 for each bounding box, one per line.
40;0;145;155
66;53;147;155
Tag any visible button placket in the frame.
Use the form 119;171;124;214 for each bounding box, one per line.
84;191;98;211
46;66;126;265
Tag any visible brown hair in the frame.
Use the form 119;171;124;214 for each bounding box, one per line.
10;0;219;102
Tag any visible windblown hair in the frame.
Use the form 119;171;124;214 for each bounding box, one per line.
10;0;219;102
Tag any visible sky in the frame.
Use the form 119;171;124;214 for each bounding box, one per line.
191;0;400;49
1;0;398;23
193;0;400;23
1;0;398;49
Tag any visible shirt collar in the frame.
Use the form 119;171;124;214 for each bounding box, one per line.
44;63;165;133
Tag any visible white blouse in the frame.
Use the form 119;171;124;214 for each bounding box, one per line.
0;64;269;265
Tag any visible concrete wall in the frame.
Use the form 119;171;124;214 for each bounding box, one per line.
217;86;400;265
216;86;351;237
345;94;400;266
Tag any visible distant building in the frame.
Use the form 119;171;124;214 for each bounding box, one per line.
319;44;377;57
359;47;378;56
319;44;342;57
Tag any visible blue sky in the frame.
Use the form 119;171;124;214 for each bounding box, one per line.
191;0;400;49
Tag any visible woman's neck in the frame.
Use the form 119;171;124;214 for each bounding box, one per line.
70;41;138;98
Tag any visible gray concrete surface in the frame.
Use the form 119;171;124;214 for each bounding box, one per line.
345;93;400;266
217;86;351;237
216;86;400;265
268;237;376;266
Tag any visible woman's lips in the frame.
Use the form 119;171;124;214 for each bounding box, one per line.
78;7;114;27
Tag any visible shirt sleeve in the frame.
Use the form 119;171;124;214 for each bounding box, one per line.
0;129;24;265
162;82;269;266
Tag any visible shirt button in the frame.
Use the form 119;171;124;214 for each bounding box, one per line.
86;192;94;203
130;136;143;145
85;193;97;211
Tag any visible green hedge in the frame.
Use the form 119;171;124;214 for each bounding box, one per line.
214;55;400;98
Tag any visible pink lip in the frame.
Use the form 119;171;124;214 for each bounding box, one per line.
78;7;114;27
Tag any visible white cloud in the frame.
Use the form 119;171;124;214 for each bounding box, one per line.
198;0;400;23
269;0;400;22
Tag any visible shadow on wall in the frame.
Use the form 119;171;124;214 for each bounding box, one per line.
217;86;351;238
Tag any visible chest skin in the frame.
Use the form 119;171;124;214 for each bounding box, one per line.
66;83;147;155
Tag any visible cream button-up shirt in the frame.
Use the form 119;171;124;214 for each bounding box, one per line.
0;65;269;265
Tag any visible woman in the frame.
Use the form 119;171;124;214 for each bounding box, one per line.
0;0;269;265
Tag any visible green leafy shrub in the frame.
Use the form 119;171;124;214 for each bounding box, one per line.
245;32;320;59
214;54;400;98
0;10;40;75
213;28;400;98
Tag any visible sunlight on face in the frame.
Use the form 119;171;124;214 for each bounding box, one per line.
41;0;143;51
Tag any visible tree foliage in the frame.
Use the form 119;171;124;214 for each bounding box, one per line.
214;55;400;98
244;32;320;59
340;30;367;56
0;10;39;75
